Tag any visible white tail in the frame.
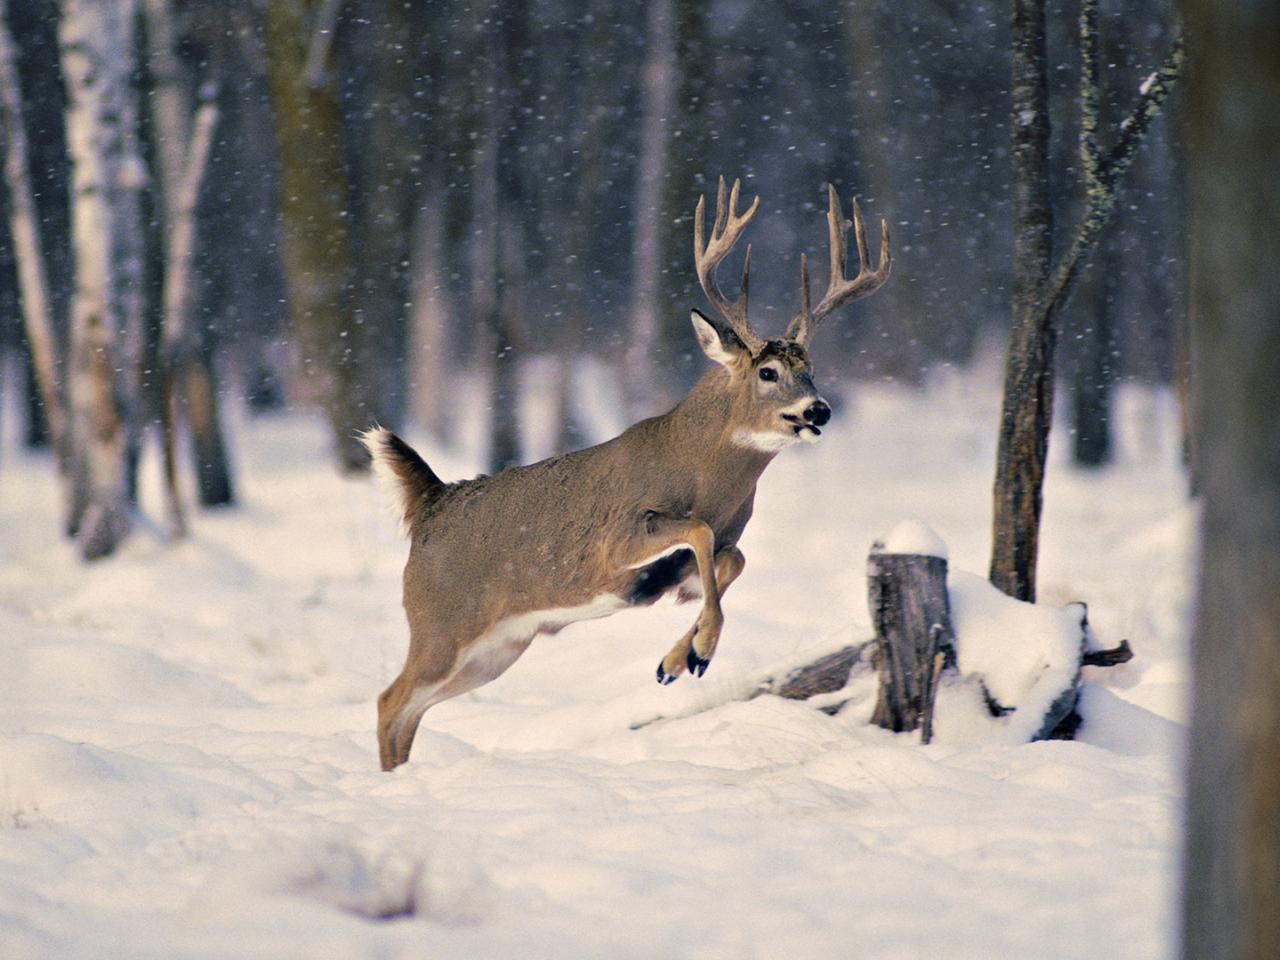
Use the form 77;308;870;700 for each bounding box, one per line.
371;178;891;770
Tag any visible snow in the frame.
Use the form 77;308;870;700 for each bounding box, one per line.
0;365;1193;959
877;517;949;558
939;571;1085;746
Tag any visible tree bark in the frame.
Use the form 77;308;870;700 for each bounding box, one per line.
1070;224;1118;467
653;0;709;398
59;0;143;559
990;0;1054;603
623;0;674;416
1181;2;1280;957
868;546;957;742
144;0;235;514
343;0;426;433
264;0;369;471
0;0;66;467
157;93;221;533
474;0;530;474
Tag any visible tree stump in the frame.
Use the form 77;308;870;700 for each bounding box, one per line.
868;532;957;743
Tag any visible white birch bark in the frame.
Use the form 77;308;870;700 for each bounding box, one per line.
59;0;142;559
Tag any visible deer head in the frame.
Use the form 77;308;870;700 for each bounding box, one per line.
689;177;892;452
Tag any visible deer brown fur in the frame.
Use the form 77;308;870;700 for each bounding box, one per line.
366;178;890;770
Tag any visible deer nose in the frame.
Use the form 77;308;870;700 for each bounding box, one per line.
803;400;831;426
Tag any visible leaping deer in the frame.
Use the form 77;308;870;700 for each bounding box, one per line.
364;178;890;770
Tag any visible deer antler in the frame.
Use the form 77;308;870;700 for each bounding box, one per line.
694;176;765;354
787;184;891;345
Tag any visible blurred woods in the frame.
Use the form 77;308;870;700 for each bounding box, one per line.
0;0;1182;560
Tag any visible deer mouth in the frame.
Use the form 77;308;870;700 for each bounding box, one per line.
781;413;822;442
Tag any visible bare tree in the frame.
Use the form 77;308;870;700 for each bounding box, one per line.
991;0;1182;601
1181;4;1280;958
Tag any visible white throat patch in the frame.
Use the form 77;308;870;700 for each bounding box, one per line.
731;428;798;453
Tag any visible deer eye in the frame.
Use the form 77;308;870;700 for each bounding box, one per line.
758;366;779;383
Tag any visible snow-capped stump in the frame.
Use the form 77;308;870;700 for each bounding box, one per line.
867;521;958;743
760;520;1135;745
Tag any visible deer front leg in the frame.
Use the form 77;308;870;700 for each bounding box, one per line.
618;515;724;681
657;547;745;684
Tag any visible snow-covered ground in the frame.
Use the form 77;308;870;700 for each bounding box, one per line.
0;364;1192;959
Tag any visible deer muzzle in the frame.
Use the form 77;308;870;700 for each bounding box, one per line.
803;400;831;427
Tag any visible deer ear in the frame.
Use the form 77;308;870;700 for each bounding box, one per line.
691;309;748;368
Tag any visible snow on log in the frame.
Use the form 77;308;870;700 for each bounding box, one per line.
939;572;1089;745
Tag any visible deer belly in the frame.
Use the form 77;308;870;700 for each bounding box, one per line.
625;549;695;605
460;593;629;680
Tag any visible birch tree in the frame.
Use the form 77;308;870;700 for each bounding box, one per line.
58;0;146;559
144;0;234;519
990;0;1182;601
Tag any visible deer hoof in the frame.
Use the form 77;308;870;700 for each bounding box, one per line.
686;648;711;678
656;662;679;685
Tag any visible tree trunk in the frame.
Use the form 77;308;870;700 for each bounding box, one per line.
868;545;957;742
0;0;66;466
59;0;142;559
144;0;235;514
474;0;530;474
408;170;452;441
1070;224;1118;467
342;0;426;433
1181;2;1280;957
990;0;1055;603
623;0;674;416
264;0;369;471
653;0;709;398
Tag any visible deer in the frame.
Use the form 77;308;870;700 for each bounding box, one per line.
363;178;890;770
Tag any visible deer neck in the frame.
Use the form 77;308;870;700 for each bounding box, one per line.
666;369;776;478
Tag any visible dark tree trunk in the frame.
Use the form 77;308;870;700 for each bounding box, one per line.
340;0;426;433
22;344;48;447
181;348;234;506
477;0;531;474
1181;2;1280;957
1070;225;1118;467
0;0;62;459
264;0;369;471
868;546;957;742
654;0;709;397
990;0;1055;603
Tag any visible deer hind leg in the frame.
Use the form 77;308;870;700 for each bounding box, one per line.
657;546;745;684
378;669;443;772
376;624;466;771
378;623;537;771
